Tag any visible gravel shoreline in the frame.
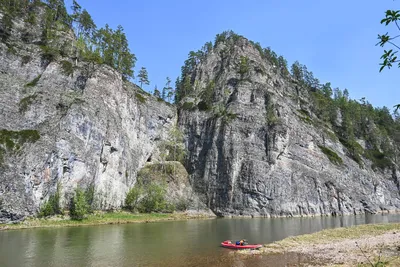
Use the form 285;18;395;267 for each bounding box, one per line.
238;223;400;266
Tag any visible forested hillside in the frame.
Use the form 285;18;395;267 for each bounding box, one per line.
176;31;400;172
0;1;399;220
0;0;135;79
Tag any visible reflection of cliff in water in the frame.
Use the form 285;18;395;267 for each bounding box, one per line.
1;214;399;267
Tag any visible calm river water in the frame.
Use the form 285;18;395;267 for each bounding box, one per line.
1;214;400;267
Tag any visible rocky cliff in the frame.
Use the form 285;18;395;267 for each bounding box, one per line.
178;35;400;217
0;11;177;222
1;9;399;222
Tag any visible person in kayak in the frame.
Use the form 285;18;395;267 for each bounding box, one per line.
235;239;247;245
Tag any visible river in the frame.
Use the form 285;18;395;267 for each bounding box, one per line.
1;214;400;267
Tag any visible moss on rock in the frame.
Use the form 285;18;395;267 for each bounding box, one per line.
318;145;343;165
0;129;40;165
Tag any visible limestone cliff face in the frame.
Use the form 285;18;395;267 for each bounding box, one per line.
178;37;400;217
0;12;176;222
1;9;399;222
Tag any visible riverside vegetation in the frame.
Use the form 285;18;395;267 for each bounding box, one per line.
0;0;399;223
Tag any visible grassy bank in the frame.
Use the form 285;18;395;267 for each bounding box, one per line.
239;223;400;266
265;223;400;250
0;211;213;231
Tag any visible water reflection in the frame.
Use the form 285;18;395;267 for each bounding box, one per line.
0;213;399;267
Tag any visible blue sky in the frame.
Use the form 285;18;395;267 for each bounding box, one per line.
67;0;399;111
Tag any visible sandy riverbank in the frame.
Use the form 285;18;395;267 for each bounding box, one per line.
238;223;400;266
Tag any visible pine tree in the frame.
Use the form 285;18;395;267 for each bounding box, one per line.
71;0;82;21
277;56;289;76
290;61;303;82
161;86;166;100
94;24;136;79
174;77;181;104
78;9;96;38
163;77;173;102
138;67;150;88
153;85;160;98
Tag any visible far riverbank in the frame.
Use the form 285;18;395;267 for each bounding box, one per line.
0;211;215;231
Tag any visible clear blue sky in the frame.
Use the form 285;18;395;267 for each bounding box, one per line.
67;0;399;111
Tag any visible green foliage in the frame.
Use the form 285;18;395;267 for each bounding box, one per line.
19;94;38;113
311;91;336;123
365;149;392;170
0;129;40;157
318;145;343;165
25;74;42;87
163;77;174;102
94;24;136;79
39;45;60;63
266;102;280;126
39;183;62;217
377;10;400;72
263;47;279;66
138;182;167;213
197;101;210;111
84;185;95;213
38;200;56;217
298;109;311;117
339;138;363;165
60;60;74;76
376;9;399;110
153;85;161;98
21;55;32;65
277;55;289;75
137;67;150;88
125;185;143;212
298;115;312;124
0;147;4;166
199;80;215;109
238;56;250;77
6;44;17;55
161;126;186;163
291;61;303;81
1;0;136;80
69;187;89;220
73;7;96;39
0;0;33;40
181;102;195;110
297;108;313;124
174;197;189;211
213;104;238;124
214;30;242;47
135;92;147;104
174;30;399;171
182;76;193;96
285;57;399;169
25;11;36;25
290;61;320;90
249;41;263;57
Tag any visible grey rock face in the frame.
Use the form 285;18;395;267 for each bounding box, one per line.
1;11;399;222
178;38;400;217
0;14;176;222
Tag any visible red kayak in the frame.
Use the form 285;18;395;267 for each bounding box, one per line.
221;240;262;249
